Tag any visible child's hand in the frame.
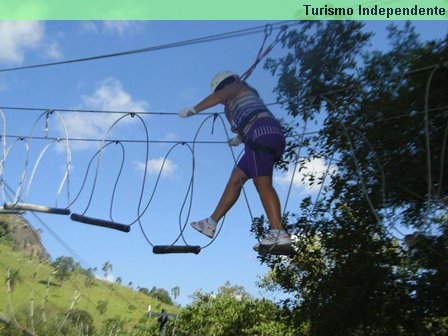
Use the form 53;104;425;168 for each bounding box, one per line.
228;136;242;146
178;107;197;118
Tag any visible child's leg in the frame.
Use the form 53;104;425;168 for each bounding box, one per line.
252;176;283;231
252;175;292;251
210;167;249;223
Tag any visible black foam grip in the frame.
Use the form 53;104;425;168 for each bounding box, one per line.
70;213;130;232
153;245;201;255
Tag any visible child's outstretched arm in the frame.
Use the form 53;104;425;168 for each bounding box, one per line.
177;82;243;118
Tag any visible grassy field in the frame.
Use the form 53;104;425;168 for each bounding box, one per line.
0;242;179;329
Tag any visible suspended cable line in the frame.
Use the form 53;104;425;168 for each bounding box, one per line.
0;101;280;115
0;61;444;116
3;103;446;145
1;134;230;144
0;21;296;73
0;106;221;115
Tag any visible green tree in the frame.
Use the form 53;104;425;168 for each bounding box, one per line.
96;299;109;316
177;283;295;336
100;316;127;336
171;286;180;302
138;287;150;295
84;268;95;288
257;20;448;335
5;269;22;293
65;309;95;336
149;287;173;305
52;256;75;286
101;261;112;279
4;268;23;328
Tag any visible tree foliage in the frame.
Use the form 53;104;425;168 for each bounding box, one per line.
5;268;23;292
96;299;109;316
52;256;76;286
171;286;180;302
101;261;112;279
254;21;448;335
177;282;295;336
149;286;174;305
65;309;95;336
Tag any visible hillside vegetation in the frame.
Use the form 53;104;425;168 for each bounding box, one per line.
0;215;296;336
0;214;179;335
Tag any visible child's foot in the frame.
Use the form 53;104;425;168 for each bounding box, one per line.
191;217;217;238
253;230;292;252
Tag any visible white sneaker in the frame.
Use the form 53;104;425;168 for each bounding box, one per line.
253;231;292;252
191;218;216;238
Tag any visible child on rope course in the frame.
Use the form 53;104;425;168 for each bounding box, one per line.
178;71;292;252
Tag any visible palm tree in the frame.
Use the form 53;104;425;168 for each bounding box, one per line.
5;269;22;327
7;269;23;292
102;261;113;279
171;286;180;302
115;277;122;284
42;268;59;332
83;268;95;311
85;268;95;288
128;281;133;289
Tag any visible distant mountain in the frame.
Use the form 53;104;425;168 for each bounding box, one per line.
0;214;49;261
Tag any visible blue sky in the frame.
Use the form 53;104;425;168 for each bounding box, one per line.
0;20;447;307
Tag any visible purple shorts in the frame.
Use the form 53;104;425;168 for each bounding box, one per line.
237;118;285;178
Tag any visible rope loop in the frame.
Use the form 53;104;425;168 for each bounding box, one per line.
264;23;273;37
240;25;288;82
272;25;287;47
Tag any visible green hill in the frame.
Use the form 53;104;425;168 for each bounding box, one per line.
0;214;179;335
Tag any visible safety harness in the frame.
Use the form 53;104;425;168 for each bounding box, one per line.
234;108;282;160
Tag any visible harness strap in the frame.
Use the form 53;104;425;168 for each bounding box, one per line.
236;108;273;137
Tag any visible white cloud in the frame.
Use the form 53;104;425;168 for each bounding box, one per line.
102;21;134;35
45;41;63;60
0;21;62;65
80;21;145;36
0;21;44;64
135;158;177;177
80;21;99;34
274;157;337;193
81;78;147;112
62;78;148;150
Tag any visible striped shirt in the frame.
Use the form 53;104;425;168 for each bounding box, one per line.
252;122;283;139
225;90;273;136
